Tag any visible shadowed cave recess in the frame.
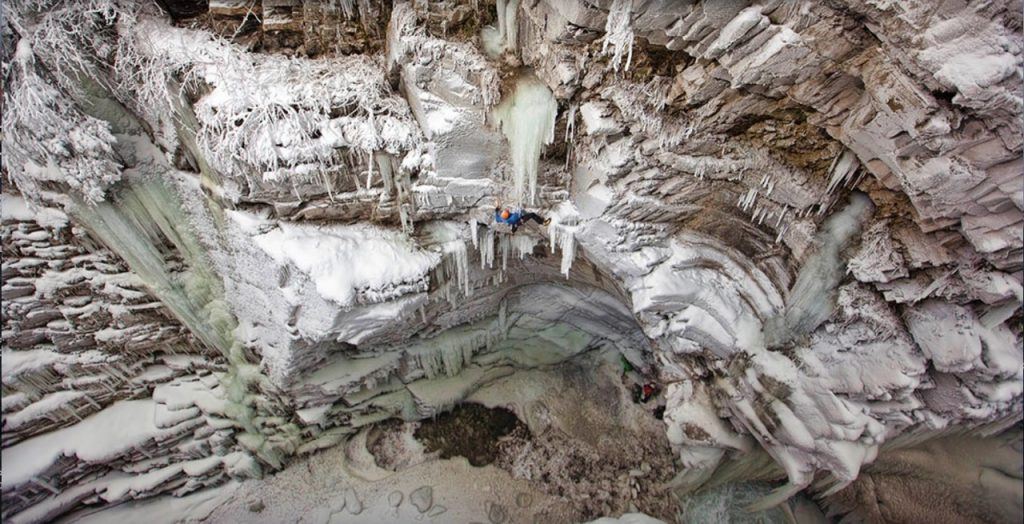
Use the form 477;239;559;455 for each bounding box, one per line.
1;0;1022;522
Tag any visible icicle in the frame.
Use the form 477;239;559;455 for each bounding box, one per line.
365;150;375;190
565;103;577;144
825;149;860;196
376;153;394;194
499;234;510;272
739;187;757;212
469;219;479;248
547;222;577;279
602;0;635;72
492;75;558;206
479;227;496;269
444;239;470;298
511;234;537;259
496;0;520;52
559;230;575;278
321;171;336;202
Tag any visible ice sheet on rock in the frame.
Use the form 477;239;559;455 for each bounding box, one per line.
628;234;784;357
63;481;237;524
231;210;440;307
916;15;1021;111
153;376;230;417
765;192;875;348
406;365;515;416
795;285;926;403
3;39;122;204
846;220;908;283
904;299;1023;380
1;348;69;381
302;352;403;393
664;380;753;462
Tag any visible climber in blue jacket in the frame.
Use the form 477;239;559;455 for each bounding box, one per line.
494;199;548;233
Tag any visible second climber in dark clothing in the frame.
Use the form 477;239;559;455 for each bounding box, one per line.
495;206;548;233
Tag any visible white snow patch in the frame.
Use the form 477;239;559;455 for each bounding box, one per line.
229;211;439;307
1;400;170;487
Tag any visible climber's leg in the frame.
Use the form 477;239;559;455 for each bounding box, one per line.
521;212;544;225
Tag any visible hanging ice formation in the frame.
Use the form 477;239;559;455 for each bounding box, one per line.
481;0;520;58
493;74;558;206
603;0;636;72
440;239;471;301
497;0;520;52
410;324;497;380
548;202;581;278
470;220;540;278
818;149;864;216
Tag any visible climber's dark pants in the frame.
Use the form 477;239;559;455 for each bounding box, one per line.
521;212;544;225
512;212;545;233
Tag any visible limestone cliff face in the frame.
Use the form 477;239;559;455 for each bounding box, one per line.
1;0;1021;521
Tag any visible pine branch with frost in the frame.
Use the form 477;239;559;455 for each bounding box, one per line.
602;0;635;72
2;39;122;203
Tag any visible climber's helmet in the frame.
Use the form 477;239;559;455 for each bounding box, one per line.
501;209;510;220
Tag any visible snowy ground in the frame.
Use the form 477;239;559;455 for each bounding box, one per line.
54;350;821;524
55;351;679;523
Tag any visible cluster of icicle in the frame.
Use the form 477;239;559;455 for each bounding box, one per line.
467;217;577;278
602;0;635;72
735;149;864;244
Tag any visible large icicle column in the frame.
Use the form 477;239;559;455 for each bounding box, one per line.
493;73;558;206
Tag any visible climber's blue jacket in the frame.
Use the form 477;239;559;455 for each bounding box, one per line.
495;208;522;226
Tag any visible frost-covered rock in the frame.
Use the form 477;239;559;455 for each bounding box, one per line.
2;0;1021;521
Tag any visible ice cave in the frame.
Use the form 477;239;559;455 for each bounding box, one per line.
1;1;1022;523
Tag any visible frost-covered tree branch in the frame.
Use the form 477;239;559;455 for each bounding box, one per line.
2;38;122;203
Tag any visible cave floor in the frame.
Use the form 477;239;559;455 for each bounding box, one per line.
61;350;681;523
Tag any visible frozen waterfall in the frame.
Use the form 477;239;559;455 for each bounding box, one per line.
493;74;558;206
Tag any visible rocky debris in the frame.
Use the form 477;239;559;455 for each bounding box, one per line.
409;485;433;513
247;498;265;512
199;0;391;56
822;428;1024;523
387;490;403;508
486;501;509;524
343;487;363;515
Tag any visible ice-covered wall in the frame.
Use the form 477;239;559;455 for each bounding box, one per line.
1;0;1021;520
